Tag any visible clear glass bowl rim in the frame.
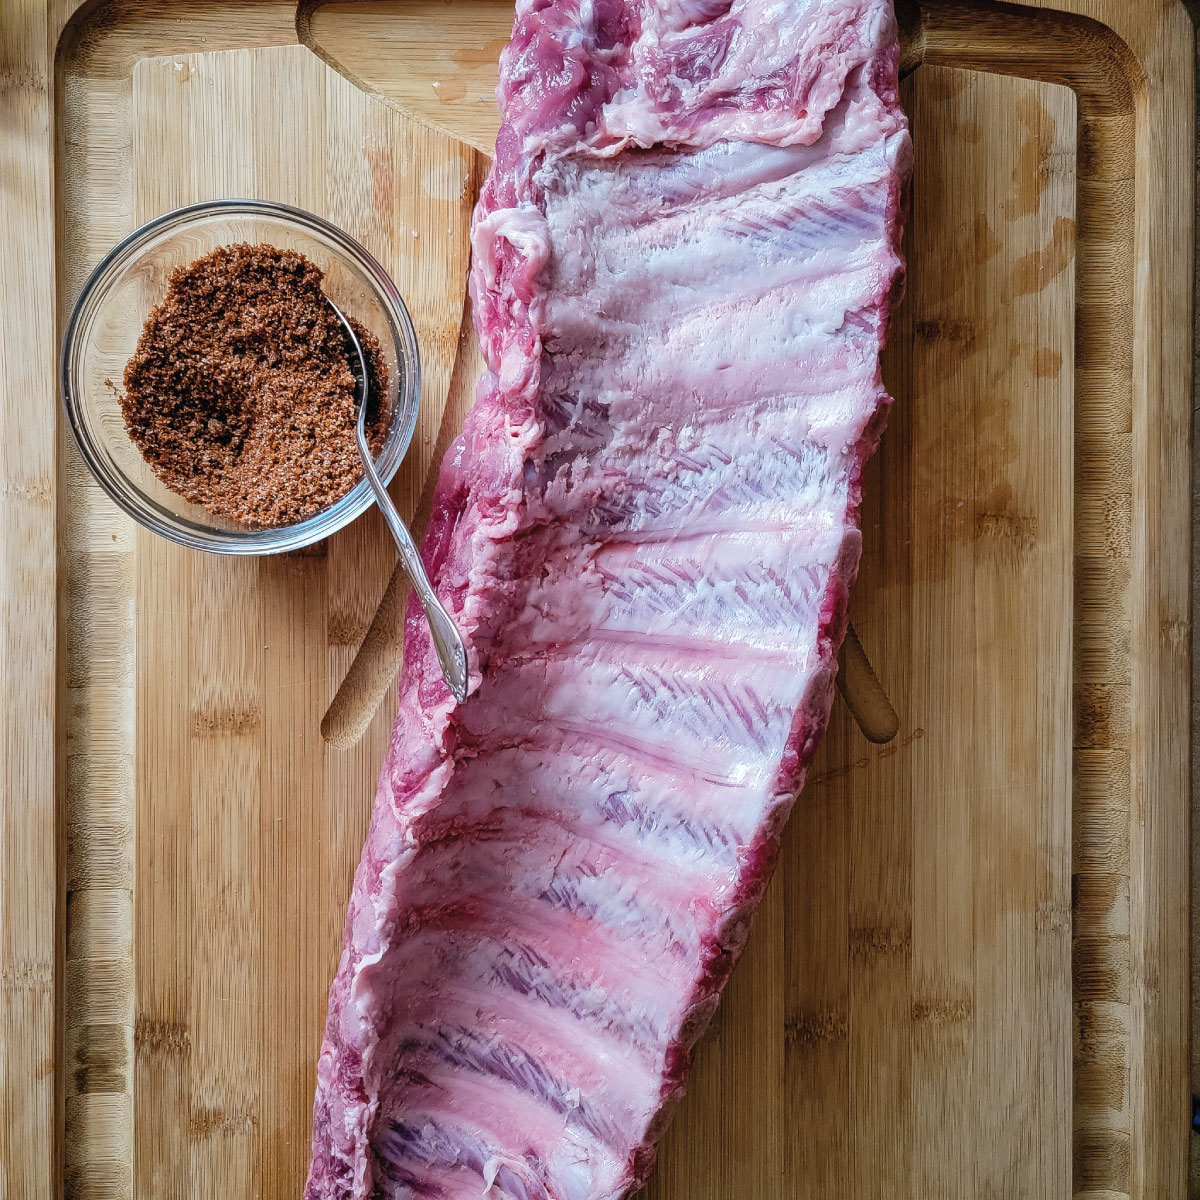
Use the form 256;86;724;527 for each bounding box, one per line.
59;197;422;555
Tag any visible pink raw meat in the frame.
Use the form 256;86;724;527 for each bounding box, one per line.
307;0;910;1196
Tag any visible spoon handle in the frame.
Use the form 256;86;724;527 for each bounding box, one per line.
330;299;470;705
358;453;470;705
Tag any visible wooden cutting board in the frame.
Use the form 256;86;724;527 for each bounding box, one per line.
1;1;1192;1197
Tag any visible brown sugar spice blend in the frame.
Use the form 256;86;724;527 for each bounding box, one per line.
120;243;389;528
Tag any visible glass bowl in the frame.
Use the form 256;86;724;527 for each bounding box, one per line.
60;198;421;554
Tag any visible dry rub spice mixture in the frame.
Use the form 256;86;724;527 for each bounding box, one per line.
120;242;389;528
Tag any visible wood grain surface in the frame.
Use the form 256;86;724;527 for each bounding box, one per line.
128;47;475;1198
0;0;1192;1198
2;3;59;1198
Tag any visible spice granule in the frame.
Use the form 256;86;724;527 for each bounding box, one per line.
120;242;389;528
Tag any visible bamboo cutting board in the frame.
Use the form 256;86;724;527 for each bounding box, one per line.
0;1;1193;1197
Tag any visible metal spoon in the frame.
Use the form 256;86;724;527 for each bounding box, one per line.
328;299;470;705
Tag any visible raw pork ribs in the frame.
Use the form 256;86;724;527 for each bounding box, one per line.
308;0;910;1196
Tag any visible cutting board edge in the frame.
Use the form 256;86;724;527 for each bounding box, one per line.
0;0;1190;1196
